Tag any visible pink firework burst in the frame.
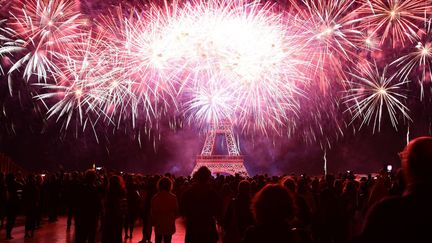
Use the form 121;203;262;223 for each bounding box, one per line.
392;18;432;99
35;32;122;133
94;1;310;134
290;0;365;89
7;0;85;82
357;0;430;48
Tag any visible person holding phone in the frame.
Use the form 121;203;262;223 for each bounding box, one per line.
356;136;432;243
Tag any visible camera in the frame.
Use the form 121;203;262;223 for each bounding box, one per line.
345;170;354;180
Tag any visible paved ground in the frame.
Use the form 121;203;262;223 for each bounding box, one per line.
1;216;187;243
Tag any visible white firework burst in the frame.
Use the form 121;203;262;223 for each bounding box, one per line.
392;18;432;99
344;62;411;132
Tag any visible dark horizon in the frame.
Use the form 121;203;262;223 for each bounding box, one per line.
0;117;417;175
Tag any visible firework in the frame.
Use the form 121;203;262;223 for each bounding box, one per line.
290;0;365;88
0;19;14;75
95;1;309;133
178;0;307;132
0;19;21;68
4;0;428;143
6;0;84;82
183;80;235;128
0;19;25;94
392;18;432;98
96;5;181;125
294;88;347;149
35;33;122;130
358;0;430;48
344;61;411;132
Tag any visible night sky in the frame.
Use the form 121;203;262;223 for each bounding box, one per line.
1;0;432;175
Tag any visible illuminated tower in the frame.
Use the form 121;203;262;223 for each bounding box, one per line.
192;121;249;176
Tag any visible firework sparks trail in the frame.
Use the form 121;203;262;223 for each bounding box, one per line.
392;18;432;99
295;90;347;149
289;0;365;88
96;5;187;127
0;19;13;75
2;0;429;143
323;148;327;175
358;0;430;48
344;61;411;132
406;125;410;144
35;33;124;131
0;19;24;91
91;0;310;133
123;15;183;124
5;0;84;82
174;0;308;132
183;80;235;127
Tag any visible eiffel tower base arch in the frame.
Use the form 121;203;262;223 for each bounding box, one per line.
192;121;249;177
192;155;249;177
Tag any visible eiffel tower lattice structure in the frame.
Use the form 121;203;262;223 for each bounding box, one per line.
192;121;249;177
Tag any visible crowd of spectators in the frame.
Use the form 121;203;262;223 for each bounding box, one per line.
0;136;431;243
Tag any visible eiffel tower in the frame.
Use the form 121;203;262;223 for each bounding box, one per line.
192;121;249;177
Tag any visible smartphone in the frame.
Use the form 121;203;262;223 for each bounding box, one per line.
386;165;392;172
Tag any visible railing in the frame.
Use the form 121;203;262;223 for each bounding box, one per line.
196;155;244;161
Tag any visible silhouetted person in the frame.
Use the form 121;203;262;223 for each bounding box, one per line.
366;171;390;210
357;178;369;217
223;180;254;243
339;180;357;243
139;175;158;243
75;170;102;243
297;177;316;220
357;136;432;243
220;183;234;225
181;166;222;243
313;174;342;243
22;174;39;238
65;171;80;230
5;173;20;240
124;175;139;239
34;174;43;229
282;177;312;229
46;173;60;222
242;184;296;243
389;168;405;196
102;175;127;243
151;176;179;243
0;172;6;229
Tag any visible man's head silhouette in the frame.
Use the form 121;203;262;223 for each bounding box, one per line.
400;136;432;186
194;166;212;183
